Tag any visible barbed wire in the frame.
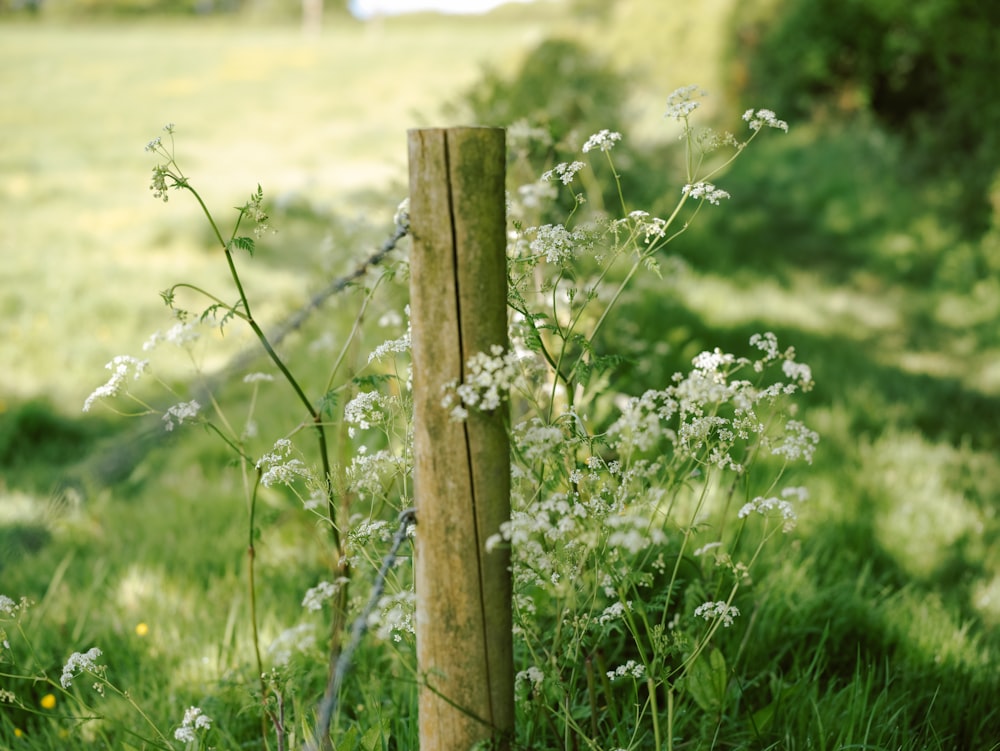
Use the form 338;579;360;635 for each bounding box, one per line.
307;507;417;751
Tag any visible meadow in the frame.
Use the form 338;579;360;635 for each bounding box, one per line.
2;2;1000;749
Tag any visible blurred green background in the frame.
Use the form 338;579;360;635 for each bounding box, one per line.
2;0;999;747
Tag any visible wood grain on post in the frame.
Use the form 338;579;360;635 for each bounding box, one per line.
408;127;513;750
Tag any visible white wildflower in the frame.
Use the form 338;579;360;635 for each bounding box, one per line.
694;601;740;627
267;623;317;666
582;129;622;153
664;84;706;121
371;591;416;642
0;595;15;617
693;541;723;557
770;420;820;464
738;495;799;531
60;647;104;688
256;438;310;487
743;108;789;133
344;390;387;430
781;359;814;391
598;601;631;625
174;706;212;742
607;659;646;681
444;345;523;418
82;356;148;412
302;580;345;611
541;161;586;186
516;665;545;690
682;181;731;205
162;400;200;431
142;321;199;352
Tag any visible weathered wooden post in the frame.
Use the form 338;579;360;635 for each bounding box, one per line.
407;127;514;750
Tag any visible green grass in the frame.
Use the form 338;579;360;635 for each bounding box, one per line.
3;3;1000;749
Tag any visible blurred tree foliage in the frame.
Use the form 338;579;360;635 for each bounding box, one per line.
726;0;1000;233
455;37;629;159
447;37;643;215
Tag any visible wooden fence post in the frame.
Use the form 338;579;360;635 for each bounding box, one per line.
407;127;513;750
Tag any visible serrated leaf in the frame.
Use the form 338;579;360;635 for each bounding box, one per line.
319;390;339;419
352;373;393;389
230;236;255;256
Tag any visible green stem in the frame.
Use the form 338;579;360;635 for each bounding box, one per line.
179;181;339;546
247;470;273;746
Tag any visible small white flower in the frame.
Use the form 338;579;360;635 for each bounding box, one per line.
444;345;524;418
368;310;412;363
82;356;148;412
302;580;345;611
682;181;730;205
749;331;780;360
664;84;706;121
162;400;201;431
743;108;789;133
738;495;796;526
694;601;740;627
60;647;104;688
267;623;317;665
256;438;310;487
541;161;586;186
693;541;723;557
607;659;646;681
582;129;622;153
174;706;212;742
0;595;15;617
143;321;199;352
781;359;814;390
516;665;545;689
243;372;274;383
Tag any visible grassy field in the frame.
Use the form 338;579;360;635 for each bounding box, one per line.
0;11;561;410
2;2;1000;749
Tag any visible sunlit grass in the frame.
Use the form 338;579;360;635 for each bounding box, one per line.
2;4;999;748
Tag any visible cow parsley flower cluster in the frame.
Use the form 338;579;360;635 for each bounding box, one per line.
442;345;525;420
174;706;213;742
142;321;200;351
541;160;587;186
664;84;706;121
162;399;201;431
606;334;817;473
256;438;310;487
738;488;808;532
682;181;731;205
607;659;646;681
694;601;741;628
60;647;105;689
302;580;342;612
82;355;148;412
0;595;16;617
743;108;789;133
582;129;622;153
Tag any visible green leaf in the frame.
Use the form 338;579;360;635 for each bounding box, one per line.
683;647;728;714
360;723;386;751
319;389;339;419
230;236;255;256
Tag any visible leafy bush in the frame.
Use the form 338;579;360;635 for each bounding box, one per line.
726;0;1000;232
